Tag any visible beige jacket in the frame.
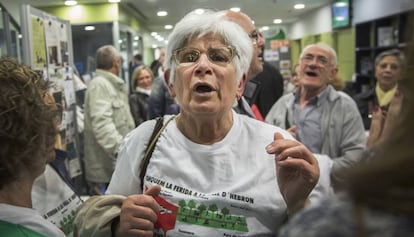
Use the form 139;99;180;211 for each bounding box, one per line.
83;69;135;183
73;195;125;237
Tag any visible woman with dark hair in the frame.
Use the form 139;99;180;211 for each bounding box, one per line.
353;48;405;130
0;57;65;237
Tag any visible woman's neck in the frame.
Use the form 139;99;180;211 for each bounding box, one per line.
379;83;397;92
0;179;34;208
176;111;233;145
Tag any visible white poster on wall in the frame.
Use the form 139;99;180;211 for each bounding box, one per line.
264;49;279;62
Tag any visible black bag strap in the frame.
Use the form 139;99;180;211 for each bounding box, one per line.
285;110;291;129
139;115;176;190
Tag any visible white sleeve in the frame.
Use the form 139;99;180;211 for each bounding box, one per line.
106;119;157;195
309;154;335;205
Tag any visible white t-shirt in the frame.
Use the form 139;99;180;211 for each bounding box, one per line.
32;164;83;236
0;204;66;237
108;111;333;236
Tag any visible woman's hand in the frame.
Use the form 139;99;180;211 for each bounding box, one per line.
266;133;319;215
115;185;161;237
286;125;297;140
367;90;403;148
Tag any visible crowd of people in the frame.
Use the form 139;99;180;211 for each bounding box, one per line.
0;8;412;237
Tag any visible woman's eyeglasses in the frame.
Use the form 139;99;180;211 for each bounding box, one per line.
172;46;239;66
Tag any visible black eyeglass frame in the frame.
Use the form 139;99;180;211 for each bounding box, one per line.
249;30;260;43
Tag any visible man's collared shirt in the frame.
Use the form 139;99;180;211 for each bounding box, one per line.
292;86;330;153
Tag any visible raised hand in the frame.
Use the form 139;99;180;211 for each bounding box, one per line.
266;132;319;215
367;90;403;148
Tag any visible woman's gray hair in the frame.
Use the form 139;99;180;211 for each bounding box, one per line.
164;9;253;85
375;48;405;68
96;45;119;70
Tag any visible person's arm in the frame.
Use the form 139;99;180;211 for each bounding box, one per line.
129;93;148;127
108;119;163;237
74;119;163;237
266;132;320;216
328;95;367;187
113;186;161;237
265;95;292;129
147;78;165;119
129;94;139;127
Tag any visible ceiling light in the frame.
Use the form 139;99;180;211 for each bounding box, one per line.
157;11;168;16
108;0;121;3
64;0;77;6
84;25;95;31
164;25;173;30
294;4;305;9
334;2;348;7
260;26;269;31
151;32;158;36
273;19;282;24
230;7;240;12
195;9;205;15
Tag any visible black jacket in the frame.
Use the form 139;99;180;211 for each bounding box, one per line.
353;87;389;130
246;61;284;117
129;91;150;127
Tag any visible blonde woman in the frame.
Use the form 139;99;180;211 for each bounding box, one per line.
129;65;154;127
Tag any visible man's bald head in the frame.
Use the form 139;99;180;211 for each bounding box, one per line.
223;10;255;34
222;10;265;80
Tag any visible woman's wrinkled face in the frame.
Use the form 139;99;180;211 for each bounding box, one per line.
170;35;241;116
376;55;401;91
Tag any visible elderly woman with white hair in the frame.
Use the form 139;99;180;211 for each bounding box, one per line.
74;9;320;237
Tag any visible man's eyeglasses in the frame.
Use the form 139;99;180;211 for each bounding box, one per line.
172;46;239;66
300;54;331;67
249;30;260;44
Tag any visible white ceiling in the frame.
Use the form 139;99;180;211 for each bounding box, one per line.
12;0;332;47
18;0;332;31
